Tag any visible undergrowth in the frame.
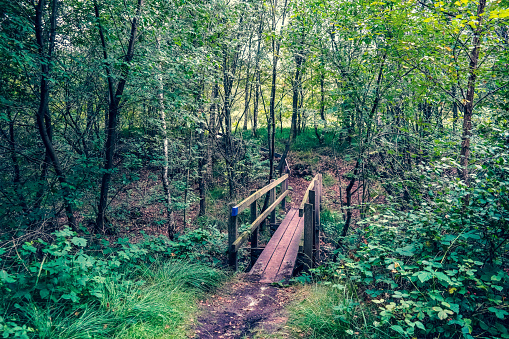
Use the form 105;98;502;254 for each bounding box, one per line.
290;281;383;338
289;126;509;338
0;229;226;338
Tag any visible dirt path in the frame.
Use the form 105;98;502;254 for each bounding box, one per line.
194;275;299;339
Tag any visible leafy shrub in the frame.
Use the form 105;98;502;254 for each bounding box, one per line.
322;173;337;187
0;228;225;338
323;149;509;338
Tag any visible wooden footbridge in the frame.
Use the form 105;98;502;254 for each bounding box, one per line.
228;172;322;283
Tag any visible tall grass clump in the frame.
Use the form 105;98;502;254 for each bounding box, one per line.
289;281;382;338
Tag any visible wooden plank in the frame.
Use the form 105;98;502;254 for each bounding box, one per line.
259;214;302;283
228;202;238;271
299;175;319;217
249;208;298;276
303;203;313;270
248;189;289;233
309;190;316;253
274;217;305;282
250;190;258;267
232;189;290;251
232;174;288;215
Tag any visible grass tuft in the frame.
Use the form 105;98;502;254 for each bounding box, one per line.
289;282;383;338
143;259;226;293
24;303;111;339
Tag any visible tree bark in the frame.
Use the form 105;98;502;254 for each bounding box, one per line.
198;120;206;217
207;83;219;180
291;52;304;141
243;36;253;131
222;49;237;198
35;0;77;231
268;0;288;180
156;38;175;238
460;0;486;185
252;6;264;138
95;0;143;233
341;161;359;237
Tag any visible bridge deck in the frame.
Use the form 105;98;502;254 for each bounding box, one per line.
249;208;303;283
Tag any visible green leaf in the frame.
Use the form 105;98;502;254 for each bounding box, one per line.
396;245;416;256
417;271;433;283
434;271;453;284
0;270;16;283
438;310;449;320
71;237;87;247
391;325;405;335
40;289;49;299
488;307;509;319
415;321;425;330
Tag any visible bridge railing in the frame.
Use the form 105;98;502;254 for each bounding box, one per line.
299;173;322;269
228;170;290;271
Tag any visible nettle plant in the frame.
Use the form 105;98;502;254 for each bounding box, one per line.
333;147;509;338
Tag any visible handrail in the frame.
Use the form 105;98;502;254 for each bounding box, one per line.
232;189;290;252
231;174;289;217
228;171;290;271
299;174;320;217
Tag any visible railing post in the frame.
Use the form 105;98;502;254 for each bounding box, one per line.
309;189;317;265
303;202;314;270
281;177;287;210
228;202;238;271
250;190;258;266
314;178;320;263
270;179;276;228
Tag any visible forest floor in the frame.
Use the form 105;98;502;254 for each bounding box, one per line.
193;276;305;338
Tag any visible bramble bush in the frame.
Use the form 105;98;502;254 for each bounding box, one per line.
308;135;509;338
0;227;226;338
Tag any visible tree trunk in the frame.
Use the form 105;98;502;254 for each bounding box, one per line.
35;0;77;231
320;72;326;122
291;52;303;141
243;36;253;131
341;161;359;237
268;0;288;180
459;0;485;185
452;86;458;132
207;83;219;180
222;50;236;198
183;130;192;231
252;7;264;138
156;38;175;238
95;0;143;233
198;121;206;217
253;68;260;138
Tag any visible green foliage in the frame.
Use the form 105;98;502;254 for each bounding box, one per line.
319;143;509;338
320;209;345;248
289;281;381;338
0;228;225;338
322;173;336;188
